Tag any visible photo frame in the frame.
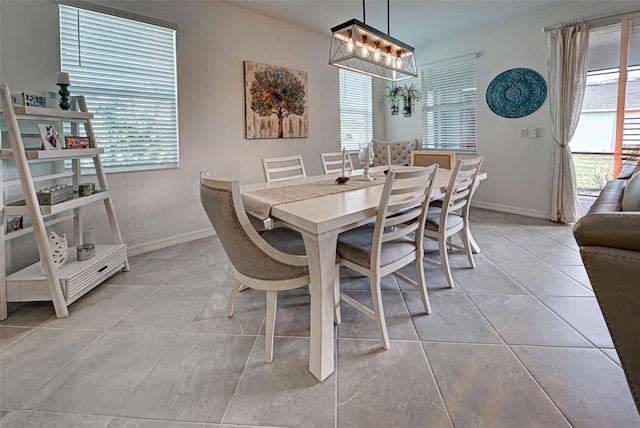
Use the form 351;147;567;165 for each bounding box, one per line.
65;136;91;149
37;123;62;150
23;92;47;108
6;216;23;233
244;61;308;139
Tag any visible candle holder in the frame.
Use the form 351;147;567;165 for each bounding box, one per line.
77;227;96;261
358;142;375;181
362;162;374;180
335;148;350;184
57;83;71;110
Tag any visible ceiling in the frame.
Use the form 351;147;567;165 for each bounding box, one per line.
223;0;561;48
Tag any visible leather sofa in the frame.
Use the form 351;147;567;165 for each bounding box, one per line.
573;171;640;413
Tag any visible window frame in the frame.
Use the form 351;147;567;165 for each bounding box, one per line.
339;69;373;152
59;3;179;174
421;53;478;153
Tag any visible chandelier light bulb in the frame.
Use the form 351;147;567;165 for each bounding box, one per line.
360;35;368;56
373;42;381;61
395;51;402;68
385;46;393;65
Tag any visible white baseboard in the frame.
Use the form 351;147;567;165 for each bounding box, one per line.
471;200;549;219
127;228;216;257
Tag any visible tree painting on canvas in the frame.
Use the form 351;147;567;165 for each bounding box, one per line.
245;61;308;139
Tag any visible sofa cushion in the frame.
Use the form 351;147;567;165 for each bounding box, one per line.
622;172;640;211
587;179;625;215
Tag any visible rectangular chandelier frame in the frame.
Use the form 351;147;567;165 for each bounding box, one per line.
329;18;417;81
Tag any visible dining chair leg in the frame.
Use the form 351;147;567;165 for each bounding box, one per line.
438;237;455;289
370;275;390;350
334;262;342;325
414;256;432;314
265;290;277;363
227;279;243;317
461;226;476;268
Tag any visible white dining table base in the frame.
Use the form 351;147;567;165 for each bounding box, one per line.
301;229;338;382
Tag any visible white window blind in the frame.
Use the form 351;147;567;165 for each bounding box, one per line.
59;4;178;173
422;54;477;151
339;69;372;152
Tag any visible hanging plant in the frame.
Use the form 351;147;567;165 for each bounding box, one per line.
399;83;421;117
399;83;421;102
382;86;403;115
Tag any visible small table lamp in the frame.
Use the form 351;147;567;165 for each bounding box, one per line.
56;72;71;110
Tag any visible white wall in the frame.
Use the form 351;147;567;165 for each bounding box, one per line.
0;0;341;268
382;1;639;218
2;0;638;271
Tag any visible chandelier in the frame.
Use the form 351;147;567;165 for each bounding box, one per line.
329;0;417;81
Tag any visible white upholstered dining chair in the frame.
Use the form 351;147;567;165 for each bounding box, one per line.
422;156;484;289
199;174;310;363
262;155;307;182
335;165;438;349
372;138;420;166
320;151;354;174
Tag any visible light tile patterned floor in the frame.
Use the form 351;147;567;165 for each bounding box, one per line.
1;208;638;427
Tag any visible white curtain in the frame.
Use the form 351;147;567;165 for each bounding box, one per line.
547;24;590;224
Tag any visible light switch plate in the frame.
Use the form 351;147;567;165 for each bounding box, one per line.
519;128;528;137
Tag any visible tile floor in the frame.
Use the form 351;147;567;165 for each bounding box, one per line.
1;208;639;427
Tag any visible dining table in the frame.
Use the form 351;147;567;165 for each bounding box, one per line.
241;165;487;381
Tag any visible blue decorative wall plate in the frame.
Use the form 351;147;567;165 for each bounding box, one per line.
486;68;547;118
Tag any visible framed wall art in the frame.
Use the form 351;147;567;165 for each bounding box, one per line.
244;61;308;139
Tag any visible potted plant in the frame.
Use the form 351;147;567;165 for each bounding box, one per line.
382;86;403;115
399;83;421;117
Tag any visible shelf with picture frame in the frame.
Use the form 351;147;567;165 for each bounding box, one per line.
0;82;129;320
2;89;93;122
4;190;112;216
1;147;103;161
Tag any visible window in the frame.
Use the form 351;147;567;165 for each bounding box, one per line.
59;4;178;173
422;54;477;151
572;18;640;195
339;69;372;152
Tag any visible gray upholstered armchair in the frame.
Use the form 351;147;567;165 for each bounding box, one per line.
199;174;310;363
371;138;420;166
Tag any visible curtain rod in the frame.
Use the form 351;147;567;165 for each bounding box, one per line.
544;9;640;32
